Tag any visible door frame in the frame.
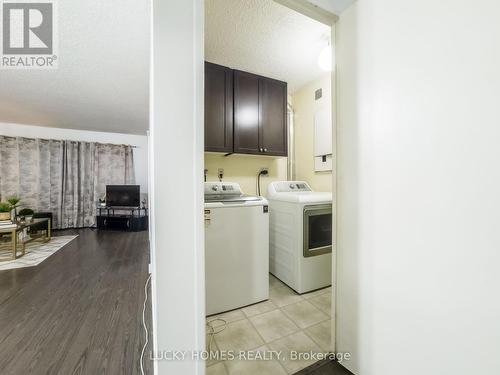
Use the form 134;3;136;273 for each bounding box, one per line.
150;0;205;374
150;1;338;374
274;0;339;353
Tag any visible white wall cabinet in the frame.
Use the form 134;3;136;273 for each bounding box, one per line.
314;107;333;171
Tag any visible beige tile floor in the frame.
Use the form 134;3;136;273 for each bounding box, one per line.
206;275;332;375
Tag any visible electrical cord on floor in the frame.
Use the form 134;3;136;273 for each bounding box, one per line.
257;169;269;196
141;274;152;375
206;318;227;353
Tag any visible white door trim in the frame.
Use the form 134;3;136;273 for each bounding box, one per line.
150;0;205;374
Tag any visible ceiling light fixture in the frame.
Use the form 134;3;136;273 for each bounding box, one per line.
318;44;332;72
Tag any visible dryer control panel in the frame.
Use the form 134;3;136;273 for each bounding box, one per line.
269;181;313;193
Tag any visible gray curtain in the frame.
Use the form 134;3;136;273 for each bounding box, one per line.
0;136;135;229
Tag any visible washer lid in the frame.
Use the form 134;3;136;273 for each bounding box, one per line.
204;194;264;203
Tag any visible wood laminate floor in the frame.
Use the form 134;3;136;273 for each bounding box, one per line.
0;229;153;375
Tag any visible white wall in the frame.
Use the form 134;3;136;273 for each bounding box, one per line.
293;73;333;192
336;1;500;374
205;153;287;197
0;122;149;194
151;0;205;374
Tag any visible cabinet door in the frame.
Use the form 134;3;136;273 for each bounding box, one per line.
233;70;260;154
205;62;233;153
259;77;287;156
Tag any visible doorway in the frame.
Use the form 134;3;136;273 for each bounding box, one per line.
203;1;337;374
149;1;337;374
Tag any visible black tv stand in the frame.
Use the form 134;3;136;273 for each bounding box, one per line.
96;206;148;232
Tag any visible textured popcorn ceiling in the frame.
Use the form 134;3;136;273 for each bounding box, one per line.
308;0;357;15
206;0;332;93
0;0;149;135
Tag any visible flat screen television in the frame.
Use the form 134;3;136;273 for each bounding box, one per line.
106;185;140;207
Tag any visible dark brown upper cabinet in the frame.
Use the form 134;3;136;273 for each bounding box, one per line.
233;70;287;156
205;62;233;153
233;70;260;154
259;77;288;156
205;63;287;156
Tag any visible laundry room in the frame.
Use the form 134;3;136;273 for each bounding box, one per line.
203;1;336;374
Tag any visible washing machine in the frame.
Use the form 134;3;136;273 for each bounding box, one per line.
205;182;269;315
267;181;332;294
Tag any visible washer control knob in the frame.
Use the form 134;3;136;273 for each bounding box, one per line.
212;185;219;191
289;184;295;189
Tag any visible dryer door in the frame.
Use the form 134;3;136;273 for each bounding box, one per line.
303;204;332;257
